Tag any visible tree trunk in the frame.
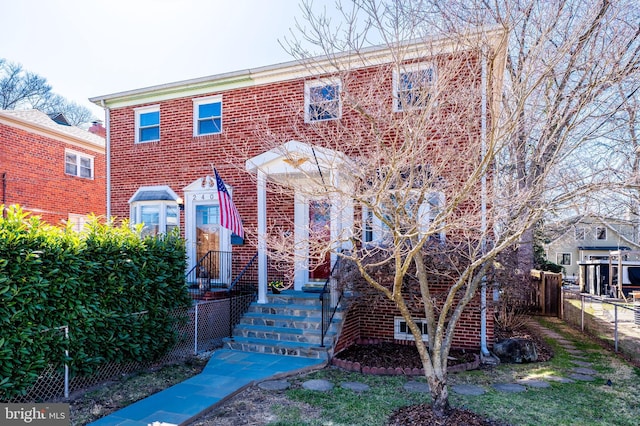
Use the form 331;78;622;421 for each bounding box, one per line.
428;376;450;417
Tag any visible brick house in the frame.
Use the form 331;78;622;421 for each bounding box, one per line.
91;29;506;351
0;109;106;227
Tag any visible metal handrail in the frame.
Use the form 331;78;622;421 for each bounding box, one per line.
320;256;343;347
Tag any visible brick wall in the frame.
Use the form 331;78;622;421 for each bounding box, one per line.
0;123;106;225
108;48;494;348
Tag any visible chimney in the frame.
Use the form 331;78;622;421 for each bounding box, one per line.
88;121;106;137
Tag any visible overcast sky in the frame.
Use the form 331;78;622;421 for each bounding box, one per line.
1;0;324;120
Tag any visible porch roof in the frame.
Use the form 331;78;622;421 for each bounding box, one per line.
245;140;350;182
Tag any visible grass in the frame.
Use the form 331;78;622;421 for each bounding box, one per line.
71;316;640;425
269;317;640;426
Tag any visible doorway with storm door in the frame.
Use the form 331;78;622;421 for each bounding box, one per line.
307;199;331;290
184;177;231;290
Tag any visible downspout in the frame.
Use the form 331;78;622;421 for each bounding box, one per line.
101;100;111;219
2;172;6;218
480;45;491;358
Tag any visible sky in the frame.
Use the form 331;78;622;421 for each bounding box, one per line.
1;0;326;120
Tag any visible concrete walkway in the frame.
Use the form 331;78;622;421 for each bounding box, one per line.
88;350;325;426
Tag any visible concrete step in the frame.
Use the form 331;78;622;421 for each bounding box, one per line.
223;336;330;360
233;323;336;345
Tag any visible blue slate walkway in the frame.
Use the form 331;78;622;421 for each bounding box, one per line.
88;350;325;426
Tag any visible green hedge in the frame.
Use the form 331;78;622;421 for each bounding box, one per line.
0;206;192;399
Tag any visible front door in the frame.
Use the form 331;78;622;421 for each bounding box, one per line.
308;199;331;282
196;205;222;281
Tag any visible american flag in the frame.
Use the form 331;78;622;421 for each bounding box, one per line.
214;168;244;239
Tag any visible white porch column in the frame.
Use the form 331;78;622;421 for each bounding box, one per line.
293;190;307;290
257;170;268;304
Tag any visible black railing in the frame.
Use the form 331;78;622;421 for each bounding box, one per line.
186;251;259;338
320;256;342;347
227;253;259;337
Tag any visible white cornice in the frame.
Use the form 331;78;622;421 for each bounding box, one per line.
90;26;507;110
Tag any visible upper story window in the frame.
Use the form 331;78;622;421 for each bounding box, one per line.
596;226;607;240
65;149;93;179
557;253;571;266
193;96;222;136
135;105;160;143
305;79;341;123
393;63;436;112
575;227;585;240
129;186;181;237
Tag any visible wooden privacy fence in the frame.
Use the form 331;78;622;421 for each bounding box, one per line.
531;269;563;316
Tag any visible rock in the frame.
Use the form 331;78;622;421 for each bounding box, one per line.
493;338;538;363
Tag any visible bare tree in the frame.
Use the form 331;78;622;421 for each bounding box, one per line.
0;58;95;126
243;0;640;418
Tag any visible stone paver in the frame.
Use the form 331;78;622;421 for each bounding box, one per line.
572;367;598;375
569;373;596;381
302;379;334;391
341;381;371;392
570;360;593;367
258;380;290;391
403;381;431;393
544;375;575;383
516;379;551;388
493;383;527;393
452;384;486;396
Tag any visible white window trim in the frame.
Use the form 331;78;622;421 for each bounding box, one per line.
557;252;572;266
129;185;180;236
394;317;429;342
304;79;342;123
392;62;436;113
135;104;160;144
193;95;223;137
362;190;445;244
575;227;585;240
64;149;94;179
596;226;607;240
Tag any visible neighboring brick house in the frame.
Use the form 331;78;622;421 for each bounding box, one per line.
91;29;505;350
0;109;106;227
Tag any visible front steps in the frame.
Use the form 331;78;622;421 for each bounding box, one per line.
224;290;343;360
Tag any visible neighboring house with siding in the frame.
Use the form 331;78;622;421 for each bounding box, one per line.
544;215;640;282
0;109;106;227
90;29;505;351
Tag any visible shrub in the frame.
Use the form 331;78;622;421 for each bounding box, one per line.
0;206;191;399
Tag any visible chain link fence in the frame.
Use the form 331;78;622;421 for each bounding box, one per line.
562;289;640;363
3;299;239;403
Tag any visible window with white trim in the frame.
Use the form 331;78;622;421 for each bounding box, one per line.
304;79;341;122
394;317;429;342
129;186;180;237
557;253;571;266
68;214;89;232
362;191;445;243
193;96;222;136
135;105;160;143
65;150;94;179
575;227;585;240
596;226;607;240
393;63;436;112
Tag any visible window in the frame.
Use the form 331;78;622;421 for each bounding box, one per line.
68;214;89;232
305;80;341;122
557;253;571;266
65;150;94;178
129;186;181;237
393;63;436;112
596;226;607;240
575;227;585;240
362;191;445;244
394;317;429;342
135;105;160;143
193;96;222;136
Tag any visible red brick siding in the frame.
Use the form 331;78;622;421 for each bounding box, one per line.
0;123;106;225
